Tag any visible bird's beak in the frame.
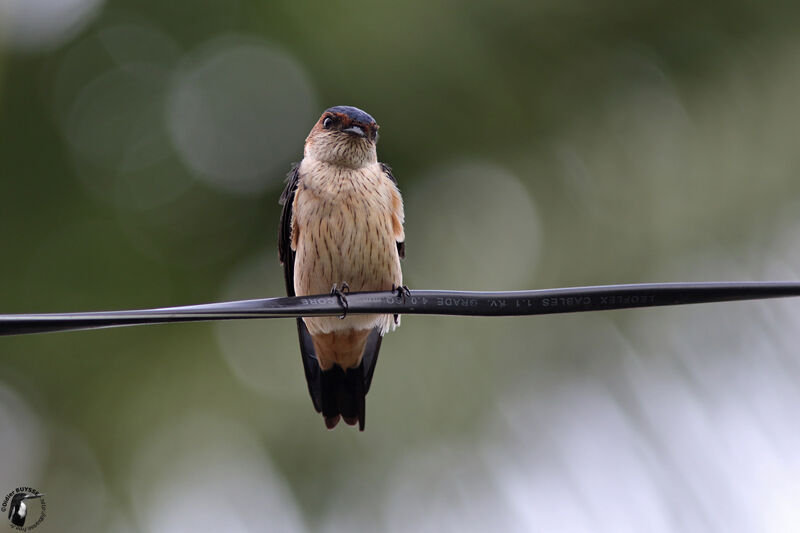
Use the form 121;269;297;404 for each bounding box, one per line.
342;125;367;138
23;494;44;500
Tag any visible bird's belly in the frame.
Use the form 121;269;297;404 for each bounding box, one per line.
294;193;401;335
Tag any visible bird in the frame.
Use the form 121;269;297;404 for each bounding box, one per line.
8;493;44;527
278;105;405;430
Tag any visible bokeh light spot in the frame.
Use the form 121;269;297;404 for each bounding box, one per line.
405;160;541;290
65;63;171;173
167;35;317;194
0;384;47;487
0;0;104;51
214;252;305;400
129;412;307;533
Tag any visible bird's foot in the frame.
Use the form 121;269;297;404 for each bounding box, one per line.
391;284;411;325
330;282;350;319
392;284;411;301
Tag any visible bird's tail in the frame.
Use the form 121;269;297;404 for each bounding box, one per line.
296;321;383;431
320;363;366;430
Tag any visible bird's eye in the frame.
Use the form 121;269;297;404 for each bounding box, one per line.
322;116;334;129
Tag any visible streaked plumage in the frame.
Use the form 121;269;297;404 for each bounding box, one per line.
278;106;405;430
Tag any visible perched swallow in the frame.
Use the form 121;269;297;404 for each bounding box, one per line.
278;105;405;430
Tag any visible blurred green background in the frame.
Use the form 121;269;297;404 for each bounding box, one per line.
2;1;800;531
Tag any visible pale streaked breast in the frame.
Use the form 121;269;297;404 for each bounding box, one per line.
291;159;403;335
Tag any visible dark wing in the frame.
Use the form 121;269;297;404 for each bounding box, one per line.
279;164;323;412
380;162;405;259
278;163;300;295
361;328;383;395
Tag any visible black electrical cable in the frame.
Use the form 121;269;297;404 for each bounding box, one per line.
2;281;799;337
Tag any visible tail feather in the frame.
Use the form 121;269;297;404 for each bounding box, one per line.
296;322;383;431
321;365;366;430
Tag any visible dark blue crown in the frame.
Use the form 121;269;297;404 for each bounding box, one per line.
325;105;376;125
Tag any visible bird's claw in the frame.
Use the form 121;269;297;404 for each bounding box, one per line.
392;284;411;301
392;284;410;325
331;282;350;319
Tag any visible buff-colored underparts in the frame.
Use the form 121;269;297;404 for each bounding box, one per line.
291;158;404;352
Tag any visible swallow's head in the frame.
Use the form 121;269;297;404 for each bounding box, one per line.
304;105;380;167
